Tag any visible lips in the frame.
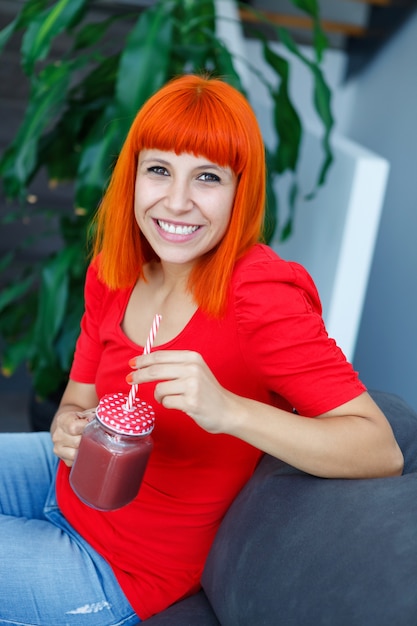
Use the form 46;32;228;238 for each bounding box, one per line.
157;219;200;236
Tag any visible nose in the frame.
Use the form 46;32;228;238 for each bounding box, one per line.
164;177;193;214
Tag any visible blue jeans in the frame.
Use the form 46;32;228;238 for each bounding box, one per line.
0;432;140;626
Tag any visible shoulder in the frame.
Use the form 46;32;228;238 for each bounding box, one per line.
85;256;107;296
231;244;322;315
84;256;127;310
233;244;315;287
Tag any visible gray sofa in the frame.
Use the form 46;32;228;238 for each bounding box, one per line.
144;391;417;626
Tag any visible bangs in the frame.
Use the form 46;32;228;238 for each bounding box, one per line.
130;78;250;175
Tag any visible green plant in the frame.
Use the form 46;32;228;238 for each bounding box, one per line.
0;0;333;399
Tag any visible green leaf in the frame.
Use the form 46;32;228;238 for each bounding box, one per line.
312;26;328;62
278;28;334;187
115;2;174;134
43;54;121;189
0;275;34;314
0;58;84;197
263;151;278;244
55;297;84;371
167;0;217;73
181;0;215;32
39;119;82;184
288;0;327;60
0;251;13;272
31;361;64;398
1;335;33;377
263;42;302;174
280;180;299;241
311;67;334;186
212;40;245;91
75;103;122;214
73;16;118;51
76;2;176;213
21;0;89;75
0;19;18;55
0;0;50;54
290;0;319;19
15;0;50;27
28;241;86;397
33;245;79;363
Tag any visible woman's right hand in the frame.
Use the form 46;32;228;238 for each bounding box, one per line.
50;380;98;467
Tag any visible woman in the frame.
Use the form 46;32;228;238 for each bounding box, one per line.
0;75;402;625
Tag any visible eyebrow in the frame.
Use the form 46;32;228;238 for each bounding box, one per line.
140;157;232;175
195;164;230;174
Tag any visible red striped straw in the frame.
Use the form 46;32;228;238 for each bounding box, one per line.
125;313;162;411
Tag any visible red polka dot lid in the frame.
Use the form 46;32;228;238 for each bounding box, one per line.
96;393;155;436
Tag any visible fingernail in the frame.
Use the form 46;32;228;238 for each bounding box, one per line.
125;372;134;384
128;358;137;368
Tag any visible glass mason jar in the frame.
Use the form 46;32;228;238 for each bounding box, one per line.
70;393;155;511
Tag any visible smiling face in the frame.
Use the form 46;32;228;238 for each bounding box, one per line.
134;150;237;271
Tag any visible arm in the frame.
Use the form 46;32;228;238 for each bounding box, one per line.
225;388;404;478
51;379;98;467
129;350;403;479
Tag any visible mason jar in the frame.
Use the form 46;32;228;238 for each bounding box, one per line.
70;393;155;511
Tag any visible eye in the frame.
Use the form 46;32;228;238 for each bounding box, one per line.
147;165;169;176
198;172;220;183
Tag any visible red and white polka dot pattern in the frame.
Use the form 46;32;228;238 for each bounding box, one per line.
96;393;155;436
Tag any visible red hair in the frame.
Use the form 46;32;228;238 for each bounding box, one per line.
93;74;266;317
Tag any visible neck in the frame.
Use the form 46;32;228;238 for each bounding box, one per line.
145;260;193;294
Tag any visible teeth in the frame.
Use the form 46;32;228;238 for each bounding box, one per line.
158;220;199;236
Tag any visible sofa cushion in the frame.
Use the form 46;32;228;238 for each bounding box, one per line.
202;391;417;626
143;590;220;625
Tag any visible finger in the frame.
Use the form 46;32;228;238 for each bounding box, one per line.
59;446;79;467
154;379;186;404
159;394;186;412
130;362;196;385
134;350;200;368
154;378;202;416
76;407;97;421
52;438;81;467
67;414;91;436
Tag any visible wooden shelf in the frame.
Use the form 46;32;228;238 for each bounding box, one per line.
239;0;414;40
239;8;369;38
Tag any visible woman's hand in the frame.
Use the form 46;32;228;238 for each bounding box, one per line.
129;350;238;434
51;409;93;467
50;380;98;467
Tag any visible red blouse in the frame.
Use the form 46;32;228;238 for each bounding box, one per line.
56;244;366;619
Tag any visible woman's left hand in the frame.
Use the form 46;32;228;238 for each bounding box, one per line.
128;350;236;434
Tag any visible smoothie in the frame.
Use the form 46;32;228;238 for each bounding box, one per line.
70;393;155;510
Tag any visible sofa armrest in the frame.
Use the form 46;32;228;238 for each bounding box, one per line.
202;391;417;626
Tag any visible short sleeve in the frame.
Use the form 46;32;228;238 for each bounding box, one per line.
232;246;366;416
69;260;107;384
